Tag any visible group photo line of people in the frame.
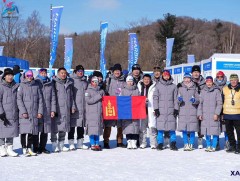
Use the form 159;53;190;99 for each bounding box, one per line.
0;62;240;157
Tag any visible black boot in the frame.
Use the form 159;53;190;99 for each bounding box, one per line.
235;145;240;154
156;143;163;151
170;141;178;151
226;145;236;153
104;142;110;149
40;148;50;154
117;143;126;148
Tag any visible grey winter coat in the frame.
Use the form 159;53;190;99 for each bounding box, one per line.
197;85;223;135
17;78;43;135
85;85;104;136
153;77;178;131
192;75;205;91
105;74;126;127
177;82;200;132
52;77;75;133
70;73;88;127
0;78;19;138
35;76;56;133
121;84;140;134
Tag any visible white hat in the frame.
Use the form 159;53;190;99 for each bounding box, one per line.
91;76;98;82
126;75;133;82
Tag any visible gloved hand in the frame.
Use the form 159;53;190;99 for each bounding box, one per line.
0;113;11;127
174;109;179;117
190;96;196;104
178;96;183;102
154;109;160;117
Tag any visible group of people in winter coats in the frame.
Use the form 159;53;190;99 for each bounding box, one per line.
0;62;240;157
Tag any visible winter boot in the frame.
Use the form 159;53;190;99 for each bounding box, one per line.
95;145;102;151
91;145;97;151
104;142;110;149
59;141;69;152
22;148;27;155
76;139;88;150
131;140;137;149
170;141;178;151
68;139;76;151
188;144;194;151
52;142;60;153
26;148;37;156
224;140;230;150
38;148;50;154
183;144;190;151
226;145;236;153
117;143;126;148
140;143;147;149
205;147;211;152
150;145;156;149
210;147;216;152
0;145;7;157
6;145;18;157
235;145;240;154
127;140;132;149
156;143;164;151
198;138;203;149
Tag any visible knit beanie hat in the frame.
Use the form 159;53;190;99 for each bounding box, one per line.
126;75;134;82
191;65;201;73
206;76;213;82
183;73;191;79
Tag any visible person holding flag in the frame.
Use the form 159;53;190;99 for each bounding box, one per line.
121;75;140;149
68;65;88;150
35;68;56;154
153;70;178;151
104;63;126;149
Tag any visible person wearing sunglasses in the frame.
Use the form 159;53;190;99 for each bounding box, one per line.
35;68;56;154
104;63;126;149
0;68;19;157
51;67;76;153
222;74;240;154
214;71;228;150
68;65;88;150
85;76;105;151
17;69;43;156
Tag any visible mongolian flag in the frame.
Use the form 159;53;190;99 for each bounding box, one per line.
102;96;146;120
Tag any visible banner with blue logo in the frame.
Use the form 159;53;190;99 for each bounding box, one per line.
203;62;212;71
64;37;73;73
100;22;108;80
166;38;174;67
128;33;140;72
187;55;195;63
49;6;63;75
184;66;192;73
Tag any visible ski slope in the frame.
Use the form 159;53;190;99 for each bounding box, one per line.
0;128;239;181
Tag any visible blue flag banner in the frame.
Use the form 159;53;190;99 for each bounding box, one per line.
49;6;63;76
128;33;140;72
187;54;195;63
166;38;174;67
64;37;73;73
100;22;108;80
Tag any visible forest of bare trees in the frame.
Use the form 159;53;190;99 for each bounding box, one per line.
0;11;240;70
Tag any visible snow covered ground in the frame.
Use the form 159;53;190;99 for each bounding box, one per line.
0;128;239;181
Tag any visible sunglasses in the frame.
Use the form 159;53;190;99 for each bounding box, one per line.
77;70;84;73
216;76;223;78
26;75;33;78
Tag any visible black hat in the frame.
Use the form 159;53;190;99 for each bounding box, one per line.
93;71;103;78
191;65;201;73
3;68;14;78
132;64;141;71
13;65;23;75
75;65;84;72
143;74;152;79
112;63;122;72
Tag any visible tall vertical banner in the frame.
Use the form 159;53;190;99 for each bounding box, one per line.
128;33;140;72
166;38;175;67
187;54;195;63
64;37;73;73
0;46;4;56
100;22;108;80
49;6;64;76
